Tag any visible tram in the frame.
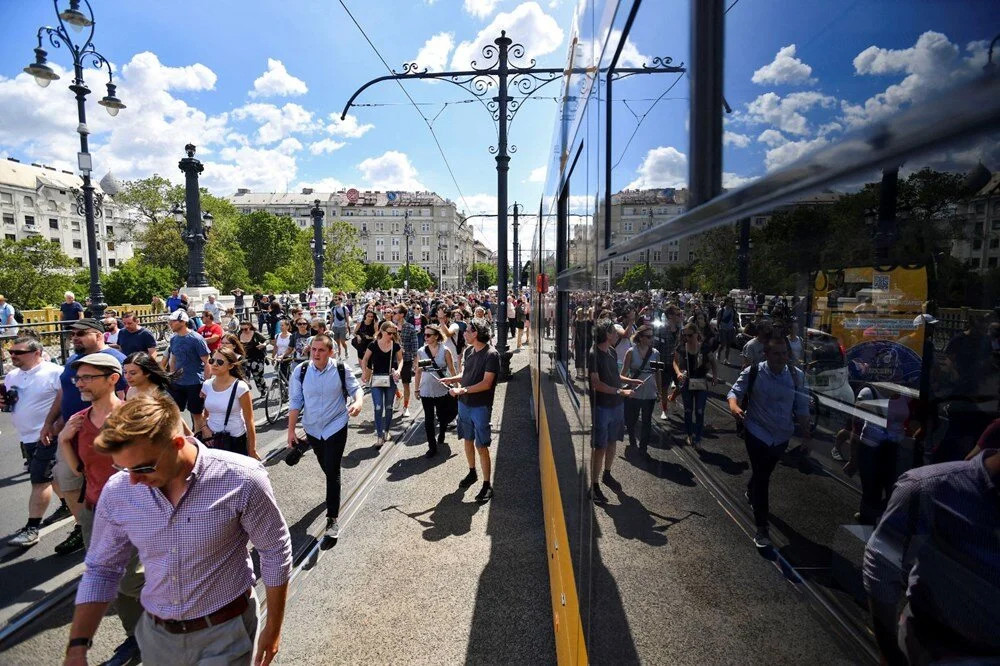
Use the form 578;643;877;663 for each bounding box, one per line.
528;1;1000;663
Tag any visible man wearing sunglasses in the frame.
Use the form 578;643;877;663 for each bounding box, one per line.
57;353;145;666
65;393;291;666
41;318;127;557
4;337;63;548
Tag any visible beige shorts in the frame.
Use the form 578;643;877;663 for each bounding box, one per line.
53;444;84;493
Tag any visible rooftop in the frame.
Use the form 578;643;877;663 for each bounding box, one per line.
229;188;454;208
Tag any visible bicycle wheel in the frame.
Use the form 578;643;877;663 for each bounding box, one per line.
264;378;285;424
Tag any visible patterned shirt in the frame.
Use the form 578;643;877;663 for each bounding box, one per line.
76;440;292;620
863;449;1000;651
399;320;418;361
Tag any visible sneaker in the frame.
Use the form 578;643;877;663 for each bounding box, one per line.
590;484;608;504
753;528;771;548
324;518;340;540
42;503;71;526
459;469;478;489
425;444;437;458
601;469;615;486
660;410;669;421
394;391;402;409
685;435;693;446
403;407;412;418
55;524;84;555
100;635;141;666
474;484;494;503
830;446;845;462
8;526;39;548
744;489;753;506
375;436;384;450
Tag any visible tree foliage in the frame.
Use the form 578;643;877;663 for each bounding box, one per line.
113;174;184;241
101;258;178;306
234;210;300;284
394;264;435;291
615;263;658;291
363;263;395;290
324;220;365;292
467;262;497;290
0;235;77;308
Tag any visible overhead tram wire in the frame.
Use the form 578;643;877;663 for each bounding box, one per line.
337;0;473;216
611;72;685;171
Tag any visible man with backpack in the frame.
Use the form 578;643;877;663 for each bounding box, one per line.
727;335;811;548
329;295;352;361
287;334;364;540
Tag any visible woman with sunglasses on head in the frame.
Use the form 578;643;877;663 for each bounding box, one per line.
291;318;313;362
414;324;458;457
361;321;403;449
238;320;269;393
199;347;258;459
673;323;718;447
622;325;662;449
353;310;377;363
272;318;293;382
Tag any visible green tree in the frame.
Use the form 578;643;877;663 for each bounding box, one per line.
394;264;434;291
234;210;300;284
204;213;252;292
363;263;395;290
0;235;77;308
467;262;497;290
113;175;185;241
615;263;658;291
324;220;365;292
101;257;178;305
689;225;738;292
136;217;187;282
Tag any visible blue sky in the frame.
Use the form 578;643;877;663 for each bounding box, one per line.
1;1;995;251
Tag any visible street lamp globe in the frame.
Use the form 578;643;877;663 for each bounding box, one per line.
58;1;94;32
171;203;185;224
23;49;60;87
202;211;213;232
97;83;126;117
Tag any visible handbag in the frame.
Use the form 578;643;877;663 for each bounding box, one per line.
685;351;708;392
371;374;391;388
207;382;240;448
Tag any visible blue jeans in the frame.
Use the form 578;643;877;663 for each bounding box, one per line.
682;389;708;441
370;385;395;437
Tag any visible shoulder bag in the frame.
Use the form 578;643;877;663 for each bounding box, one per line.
207;382;240;449
424;345;447;377
685;351;709;392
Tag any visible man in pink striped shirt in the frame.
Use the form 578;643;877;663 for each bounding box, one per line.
63;394;292;666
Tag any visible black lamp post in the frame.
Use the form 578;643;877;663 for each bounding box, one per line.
438;235;448;289
177;144;211;287
512;202;521;293
310;199;325;288
25;0;124;320
736;218;752;289
403;210;414;291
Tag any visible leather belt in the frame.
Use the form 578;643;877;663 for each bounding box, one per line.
150;591;250;634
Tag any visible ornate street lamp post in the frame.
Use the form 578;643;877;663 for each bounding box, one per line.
177;145;211;288
402;210;414;291
310;199;325;288
25;0;125;320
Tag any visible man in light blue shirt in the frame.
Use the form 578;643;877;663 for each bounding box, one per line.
287;334;363;541
728;335;811;547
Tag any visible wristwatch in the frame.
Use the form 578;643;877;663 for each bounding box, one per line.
66;637;92;653
615;388;623;396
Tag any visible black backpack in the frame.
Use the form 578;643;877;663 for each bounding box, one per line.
299;360;349;404
12;306;23;324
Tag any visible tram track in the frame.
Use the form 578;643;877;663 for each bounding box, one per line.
0;414;424;652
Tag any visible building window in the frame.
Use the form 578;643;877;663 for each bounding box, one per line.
5;234;16;241
49;218;59;229
375;222;385;232
391;251;399;262
653;251;662;261
48;200;58;211
421;223;430;233
71;220;81;230
107;242;115;251
376;251;384;261
976;202;986;214
990;257;999;268
974;239;983;250
50;238;60;245
439;209;447;217
970;257;981;268
991;238;999;249
97;259;102;267
2;213;13;225
391;238;399;247
73;240;82;249
108;258;116;267
75;257;83;266
0;192;11;204
992;220;1000;231
106;225;114;235
624;221;633;232
23;196;32;206
376;238;384;247
975;222;985;234
422;251;430;261
421;236;429;246
24;215;35;226
421;209;430;217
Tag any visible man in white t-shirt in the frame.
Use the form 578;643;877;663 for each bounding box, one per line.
202;294;222;322
3;337;62;547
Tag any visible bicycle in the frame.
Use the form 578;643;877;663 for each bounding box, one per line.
264;358;292;424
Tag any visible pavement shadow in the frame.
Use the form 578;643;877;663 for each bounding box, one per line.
621;443;697;487
695;447;750;476
385;443;457;483
599;474;703;545
0;471;28;491
341;443;380;470
381;485;483;541
769;515;866;603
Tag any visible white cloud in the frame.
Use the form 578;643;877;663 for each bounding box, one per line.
122;51;217;94
248;58;308;98
614;32;651;68
723;131;751;148
461;193;499;215
757;129;787;147
295;177;347;192
414;32;455;72
723;172;757;189
209;145;300;193
325;113;374;139
527;165;546;182
746;91;836;136
763;136;828;171
625;146;687;190
275;138;303;155
464;0;500;19
231;102;315;144
451;2;564;70
357;151;425;190
816;121;842;137
752;45;815;85
308;138;346;155
841;31;987;129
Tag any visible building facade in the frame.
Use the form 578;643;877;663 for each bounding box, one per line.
951;167;1000;270
229;188;476;288
0;158;139;271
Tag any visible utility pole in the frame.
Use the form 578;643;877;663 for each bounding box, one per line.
342;31;683;378
403;209;413;291
512;202;520;293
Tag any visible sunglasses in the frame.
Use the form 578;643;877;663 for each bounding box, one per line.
71;330;96;337
9;349;36;356
209;358;229;366
297;322;309;326
112;447;169;475
73;373;113;383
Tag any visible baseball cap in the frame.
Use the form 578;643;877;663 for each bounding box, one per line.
71;352;123;374
169;310;190;323
71;318;105;333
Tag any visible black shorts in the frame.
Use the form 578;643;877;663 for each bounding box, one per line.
169;383;205;414
515;320;525;329
21;441;56;484
400;359;414;385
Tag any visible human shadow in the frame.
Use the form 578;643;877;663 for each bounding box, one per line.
598;474;703;546
621;443;697;487
0;471;28;491
381;486;483;542
695;447;750;476
340;442;380;470
385;443;457;482
769;514;866;604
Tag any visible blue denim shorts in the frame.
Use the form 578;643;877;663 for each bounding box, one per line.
593;404;625;449
457;401;492;448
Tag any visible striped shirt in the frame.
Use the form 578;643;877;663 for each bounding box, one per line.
863;449;1000;650
76;440;292;620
